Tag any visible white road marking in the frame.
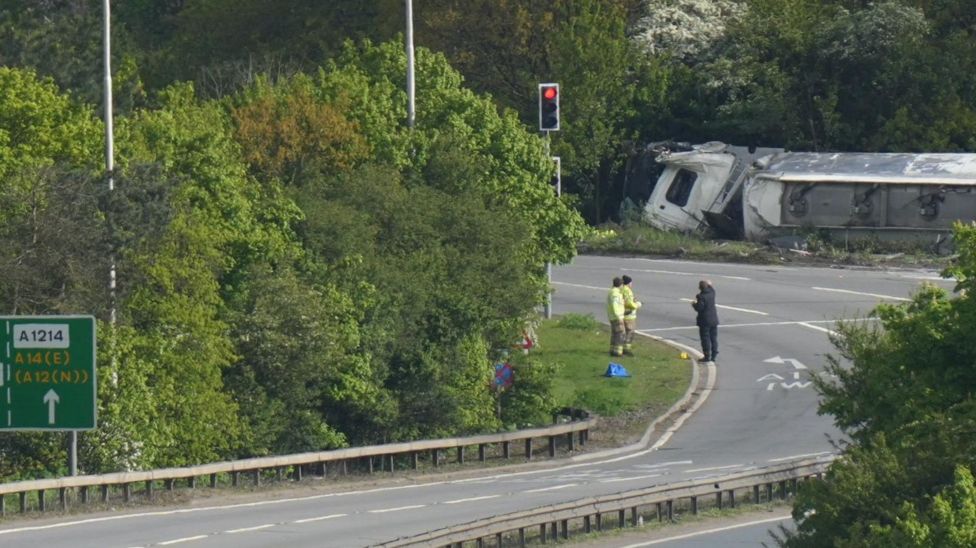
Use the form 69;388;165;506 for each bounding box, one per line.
600;473;661;483
443;495;500;505
634;460;693;469
622;268;752;282
225;524;274;534
679;298;767;316
551;281;604;291
524;483;577;493
619;514;792;547
685;464;741;473
368;504;426;514
158;535;208;545
812;286;911;301
293;513;347;523
768;451;832;463
799;322;836;336
641;318;877;333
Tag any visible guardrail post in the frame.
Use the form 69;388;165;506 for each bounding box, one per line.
59;487;67;510
503;441;511;459
691;495;698;515
81;486;89;504
318;461;327;477
753;484;760;503
540;522;548;542
411;452;418;470
0;493;5;516
729;489;736;508
457;446;464;464
188;476;196;489
166;479;175;491
387;454;395;472
561;519;569;539
210;474;218;488
655;502;662;521
766;482;773;502
568;432;575;451
342;460;348;475
275;467;283;482
631;506;638;526
550;522;558;539
519;527;526;547
232;472;239;487
367;457;374;474
38;489;45;512
496;532;503;546
294;465;303;481
791;478;799;496
19;491;27;513
146;480;153;501
253;469;261;486
548;436;556;457
431;449;439;468
476;537;484;548
123;483;131;503
618;509;626;527
525;439;532;460
667;499;674;521
716;491;722;510
478;444;486;462
779;480;787;500
584;515;591;533
596;512;603;531
100;484;109;503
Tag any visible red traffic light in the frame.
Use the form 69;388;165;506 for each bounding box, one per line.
538;83;560;131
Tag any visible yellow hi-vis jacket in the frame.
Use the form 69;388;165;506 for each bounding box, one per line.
622;285;642;320
607;287;624;322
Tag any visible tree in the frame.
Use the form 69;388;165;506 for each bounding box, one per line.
781;222;976;546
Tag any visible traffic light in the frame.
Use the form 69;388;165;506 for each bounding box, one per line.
539;83;559;131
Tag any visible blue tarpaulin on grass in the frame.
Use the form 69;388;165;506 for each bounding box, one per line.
604;362;631;378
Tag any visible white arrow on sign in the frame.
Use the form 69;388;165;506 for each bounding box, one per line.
764;356;808;370
43;389;60;425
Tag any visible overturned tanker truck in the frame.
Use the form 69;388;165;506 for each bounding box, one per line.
628;141;976;246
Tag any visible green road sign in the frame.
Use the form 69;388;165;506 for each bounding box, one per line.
0;316;96;430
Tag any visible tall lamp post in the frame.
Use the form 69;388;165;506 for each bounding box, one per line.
405;0;415;128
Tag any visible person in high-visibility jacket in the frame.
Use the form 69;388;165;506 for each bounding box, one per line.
621;275;642;356
607;277;625;357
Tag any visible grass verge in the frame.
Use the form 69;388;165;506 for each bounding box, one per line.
510;313;692;445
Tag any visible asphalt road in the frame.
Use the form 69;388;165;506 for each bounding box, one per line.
0;256;952;547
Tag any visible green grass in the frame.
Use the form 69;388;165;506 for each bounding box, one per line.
579;223;952;268
520;313;691;417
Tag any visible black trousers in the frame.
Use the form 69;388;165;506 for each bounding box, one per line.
698;325;718;361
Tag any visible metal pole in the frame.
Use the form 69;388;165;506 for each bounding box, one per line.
405;0;416;128
544;137;553;319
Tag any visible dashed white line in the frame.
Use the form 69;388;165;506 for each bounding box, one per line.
812;286;911;302
600;473;661;483
685;464;741;473
798;322;836;336
444;495;501;505
524;483;578;493
158;535;208;545
225;524;274;534
293;513;347;523
679;298;767;316
368;504;427;514
635;460;693;469
768;451;833;463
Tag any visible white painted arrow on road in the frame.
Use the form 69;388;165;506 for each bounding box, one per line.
43;389;60;424
764;356;808;370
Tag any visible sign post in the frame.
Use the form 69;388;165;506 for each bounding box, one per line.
0;316;97;431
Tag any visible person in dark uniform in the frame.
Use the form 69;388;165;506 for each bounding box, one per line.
692;280;719;364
